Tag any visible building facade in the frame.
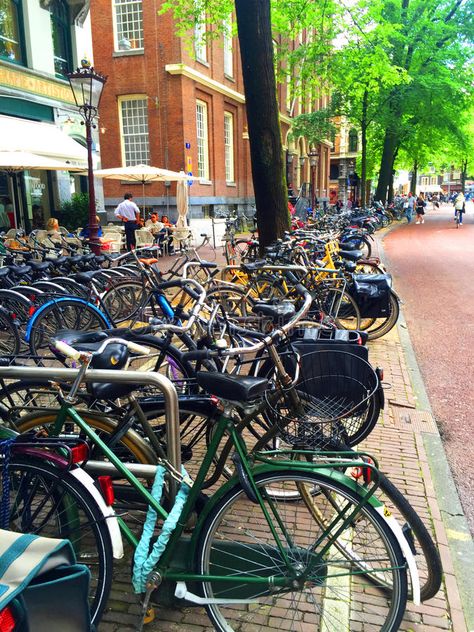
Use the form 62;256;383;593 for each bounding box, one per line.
329;118;360;206
90;0;330;220
0;0;97;231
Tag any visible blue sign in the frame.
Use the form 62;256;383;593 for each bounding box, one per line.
185;142;191;149
187;171;193;186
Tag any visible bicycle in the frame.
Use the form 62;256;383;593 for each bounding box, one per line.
0;344;413;631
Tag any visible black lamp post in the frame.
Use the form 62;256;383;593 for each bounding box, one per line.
67;61;107;254
308;148;319;212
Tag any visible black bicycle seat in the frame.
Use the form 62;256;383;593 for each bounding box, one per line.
339;249;363;261
196;372;269;402
252;301;296;325
29;261;52;273
72;270;103;284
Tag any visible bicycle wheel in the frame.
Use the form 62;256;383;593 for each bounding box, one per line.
378;472;442;602
360;291;400;340
320;287;361;330
206;285;250;318
14;411;156;465
197;470;407;631
2;456;113;625
0;307;20;356
27;298;111;355
101;279;147;323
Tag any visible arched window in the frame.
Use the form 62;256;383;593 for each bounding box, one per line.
0;0;25;64
49;0;72;76
348;128;358;153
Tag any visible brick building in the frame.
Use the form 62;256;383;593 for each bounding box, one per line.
0;0;98;231
90;0;331;220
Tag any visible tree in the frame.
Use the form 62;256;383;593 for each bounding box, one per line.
372;0;474;202
162;0;290;246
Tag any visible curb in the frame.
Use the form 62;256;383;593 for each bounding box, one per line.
379;227;474;631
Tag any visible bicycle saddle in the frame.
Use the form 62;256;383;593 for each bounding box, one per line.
0;267;10;279
7;265;31;276
51;330;133;400
252;301;296;324
72;270;104;284
339;249;363;261
196;372;269;403
29;260;52;273
240;260;267;273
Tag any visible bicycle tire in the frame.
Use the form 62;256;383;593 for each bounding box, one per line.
2;456;113;625
0;306;20;356
361;291;400;340
15;410;157;464
0;289;34;324
378;472;442;601
27;297;111;355
101;278;147;323
196;470;407;631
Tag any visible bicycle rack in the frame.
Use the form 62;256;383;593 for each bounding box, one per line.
0;367;181;500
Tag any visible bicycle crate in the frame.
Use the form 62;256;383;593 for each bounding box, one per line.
265;349;379;450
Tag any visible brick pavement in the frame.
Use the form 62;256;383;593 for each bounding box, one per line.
99;240;469;631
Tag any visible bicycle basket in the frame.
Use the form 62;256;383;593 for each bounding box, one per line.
265;350;379;450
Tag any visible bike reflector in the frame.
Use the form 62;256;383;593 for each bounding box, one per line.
98;475;115;506
0;605;16;632
71;443;89;464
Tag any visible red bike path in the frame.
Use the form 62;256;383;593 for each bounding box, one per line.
383;203;474;532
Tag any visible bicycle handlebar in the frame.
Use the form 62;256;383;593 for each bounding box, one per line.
54;337;151;361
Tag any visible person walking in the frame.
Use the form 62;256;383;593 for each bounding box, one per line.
114;193;140;250
415;193;426;224
454;192;466;226
405;192;415;223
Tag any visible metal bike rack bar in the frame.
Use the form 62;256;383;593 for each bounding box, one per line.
0;367;181;499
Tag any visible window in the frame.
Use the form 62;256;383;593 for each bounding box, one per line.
194;18;207;62
348;128;358;153
113;0;144;51
0;0;24;64
119;96;150;166
196;100;209;180
224;112;234;183
223;17;233;77
49;0;72;76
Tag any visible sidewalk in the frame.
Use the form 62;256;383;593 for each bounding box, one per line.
101;235;473;631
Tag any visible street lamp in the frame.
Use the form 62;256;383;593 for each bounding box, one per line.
308;148;319;211
67;61;107;254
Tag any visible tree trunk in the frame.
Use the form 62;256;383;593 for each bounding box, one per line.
411;161;418;195
360;90;368;207
461;158;467;193
374;128;398;203
235;0;290;247
387;145;398;203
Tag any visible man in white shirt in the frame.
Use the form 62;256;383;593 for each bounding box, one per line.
114;192;140;250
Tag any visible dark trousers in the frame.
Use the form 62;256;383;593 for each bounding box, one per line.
124;221;137;250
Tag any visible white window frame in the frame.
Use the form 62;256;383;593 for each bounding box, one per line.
194;18;207;62
196;100;210;181
224;111;235;183
112;0;144;52
223;17;233;77
118;95;150;166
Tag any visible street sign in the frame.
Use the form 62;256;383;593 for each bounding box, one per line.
188;171;193;186
185;142;191;149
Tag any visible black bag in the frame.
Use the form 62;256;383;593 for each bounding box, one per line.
351;274;392;318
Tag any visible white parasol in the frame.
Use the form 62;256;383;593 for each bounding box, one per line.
92;164;196;216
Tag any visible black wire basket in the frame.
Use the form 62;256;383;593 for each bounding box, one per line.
265;350;380;450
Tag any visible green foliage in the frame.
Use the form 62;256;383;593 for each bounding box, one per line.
59;193;90;231
290;109;335;146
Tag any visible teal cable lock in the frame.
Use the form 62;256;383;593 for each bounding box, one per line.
133;465;190;594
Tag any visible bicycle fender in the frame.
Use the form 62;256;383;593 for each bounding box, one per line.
70;467;124;560
374;505;421;605
25;297;112;342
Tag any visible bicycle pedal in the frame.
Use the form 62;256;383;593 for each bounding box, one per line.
144;607;155;624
